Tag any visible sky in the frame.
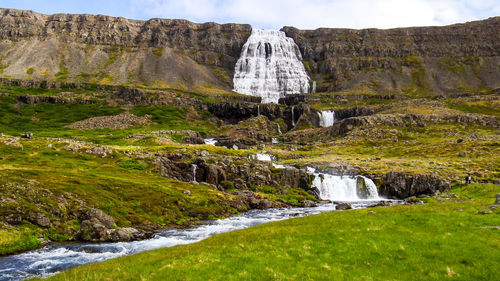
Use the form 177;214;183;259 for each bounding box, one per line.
2;0;500;29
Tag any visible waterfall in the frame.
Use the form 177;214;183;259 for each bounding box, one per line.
277;124;282;135
307;167;379;201
312;81;317;94
257;105;260;116
272;137;279;144
233;29;310;104
191;164;198;183
317;110;335;127
291;107;296;126
204;138;217;146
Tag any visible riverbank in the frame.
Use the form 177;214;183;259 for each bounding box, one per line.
38;183;500;281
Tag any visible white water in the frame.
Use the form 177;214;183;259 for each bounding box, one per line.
318;110;335;127
272;138;279;144
277;124;282;135
292;106;296;126
0;162;386;281
233;29;310;104
192;164;198;183
250;153;276;162
0;205;369;281
203;138;217;146
307;167;379;201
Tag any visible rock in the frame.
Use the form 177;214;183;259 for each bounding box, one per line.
375;201;394;207
183;190;191;196
496;193;500;204
81;208;115;229
458;151;467;157
85;146;113;157
335;202;352;210
5;213;23;225
478;210;493;215
21;132;33;139
301;200;317;207
457;139;464;143
380;172;450;199
356;177;369;199
367;211;376;214
28;212;51;227
183;136;205;144
64;143;83;151
258;199;273;209
110;227;141;242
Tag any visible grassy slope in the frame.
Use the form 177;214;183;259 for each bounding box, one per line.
39;183;500;281
286;123;499;182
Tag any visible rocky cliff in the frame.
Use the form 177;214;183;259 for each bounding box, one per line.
283;17;500;94
0;8;499;95
0;8;251;89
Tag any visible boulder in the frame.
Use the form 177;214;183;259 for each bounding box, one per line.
28;212;51;227
335;202;352;210
21;132;33;139
496;193;500;204
380;172;450;199
301;200;317;207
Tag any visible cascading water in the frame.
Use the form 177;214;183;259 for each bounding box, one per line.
233;29;310;104
318;110;335;127
291;106;296;126
277;124;282;135
307;167;379;201
191;164;198;183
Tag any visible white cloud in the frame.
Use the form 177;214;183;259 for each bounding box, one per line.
130;0;500;29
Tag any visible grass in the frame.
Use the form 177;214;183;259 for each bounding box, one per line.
0;230;41;256
40;183;500;281
0;137;237;255
286;123;499;183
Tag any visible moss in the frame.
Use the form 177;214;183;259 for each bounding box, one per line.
26;67;35;75
152;47;164;57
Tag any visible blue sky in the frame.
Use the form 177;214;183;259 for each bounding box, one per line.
2;0;500;29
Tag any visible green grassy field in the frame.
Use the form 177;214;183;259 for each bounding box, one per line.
36;183;499;281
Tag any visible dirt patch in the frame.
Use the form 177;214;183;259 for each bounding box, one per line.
66;112;153;130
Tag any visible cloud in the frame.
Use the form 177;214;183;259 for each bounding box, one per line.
130;0;500;29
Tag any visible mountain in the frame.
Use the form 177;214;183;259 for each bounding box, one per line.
0;8;499;95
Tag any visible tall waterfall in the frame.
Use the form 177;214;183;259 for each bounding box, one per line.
318;110;335;127
307;167;379;201
233;29;310;103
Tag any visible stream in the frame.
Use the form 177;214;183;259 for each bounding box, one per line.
0;201;384;281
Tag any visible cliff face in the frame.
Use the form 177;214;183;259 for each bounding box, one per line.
0;8;251;89
283;17;500;93
0;8;499;94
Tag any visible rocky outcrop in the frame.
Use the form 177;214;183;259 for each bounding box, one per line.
155;154;314;195
78;208;151;242
0;8;251;88
283;17;500;93
380;172;450;199
66;112;153;130
334;107;378;121
328;113;499;136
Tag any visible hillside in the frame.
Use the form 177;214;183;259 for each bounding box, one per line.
0;7;498;281
0;8;499;95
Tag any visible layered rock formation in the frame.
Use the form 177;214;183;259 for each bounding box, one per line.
1;8;499;95
0;8;251;88
283;17;500;93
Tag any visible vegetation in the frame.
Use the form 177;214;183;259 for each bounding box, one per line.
40;183;500;281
